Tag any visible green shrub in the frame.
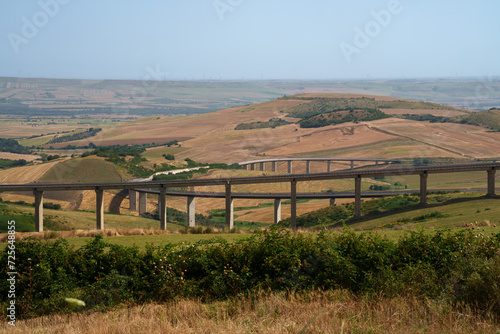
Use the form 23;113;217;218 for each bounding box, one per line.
163;153;175;160
1;229;500;319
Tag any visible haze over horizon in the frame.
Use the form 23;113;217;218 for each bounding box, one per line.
1;0;499;81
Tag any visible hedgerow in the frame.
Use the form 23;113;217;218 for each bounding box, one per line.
1;228;499;319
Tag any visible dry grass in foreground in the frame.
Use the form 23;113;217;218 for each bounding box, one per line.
3;291;499;334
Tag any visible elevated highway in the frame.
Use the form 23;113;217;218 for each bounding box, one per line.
238;157;406;173
0;162;498;231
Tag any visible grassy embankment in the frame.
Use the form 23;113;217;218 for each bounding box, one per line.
280;191;500;228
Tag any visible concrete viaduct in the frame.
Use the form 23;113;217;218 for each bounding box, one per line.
0;162;498;232
238;158;404;173
129;189;415;227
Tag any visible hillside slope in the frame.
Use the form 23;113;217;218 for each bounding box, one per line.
40;93;500;163
38;157;123;183
0;160;62;184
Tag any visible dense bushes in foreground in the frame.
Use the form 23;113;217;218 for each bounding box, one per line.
1;228;500;320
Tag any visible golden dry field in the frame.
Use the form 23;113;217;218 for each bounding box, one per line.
26;93;495;165
0;92;499;226
2;292;498;334
47;99;306;148
371;118;500;158
0;159;63;183
0;152;40;161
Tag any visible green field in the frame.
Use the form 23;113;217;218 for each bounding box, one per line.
355;196;500;230
0;196;187;232
384;170;500;190
277;191;500;230
27;233;248;250
19;134;57;147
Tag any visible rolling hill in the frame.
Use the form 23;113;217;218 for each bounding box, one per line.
0;92;498;227
40;93;500;163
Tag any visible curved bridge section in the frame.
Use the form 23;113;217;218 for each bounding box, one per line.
238;158;405;173
0;162;498;232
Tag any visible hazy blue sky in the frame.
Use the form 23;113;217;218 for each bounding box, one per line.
1;0;499;80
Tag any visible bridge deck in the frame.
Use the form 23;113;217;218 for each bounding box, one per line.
0;162;497;232
0;162;498;192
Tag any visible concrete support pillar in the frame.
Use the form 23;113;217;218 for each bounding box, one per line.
139;192;148;215
225;182;234;230
159;186;167;230
487;169;496;197
250;164;255;171
351;161;354;169
129;190;138;211
287;161;293;174
291;179;297;231
306;161;311;174
187;196;196;227
245;165;249;170
327;160;332;173
34;190;43;232
420;172;428;206
96;188;104;230
354;176;361;218
330;198;336;206
274;198;282;224
260;162;265;171
272;161;277;172
376;161;379;166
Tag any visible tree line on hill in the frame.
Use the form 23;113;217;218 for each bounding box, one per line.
0;138;32;154
298;108;391;128
46;128;102;145
81;144;242;179
235;118;292;130
400;110;500;132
